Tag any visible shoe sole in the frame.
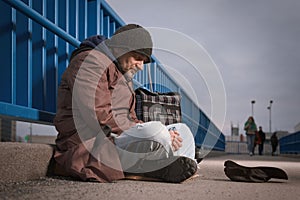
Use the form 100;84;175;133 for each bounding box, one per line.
144;156;197;183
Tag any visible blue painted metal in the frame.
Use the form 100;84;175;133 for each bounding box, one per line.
0;102;54;124
11;7;17;105
0;0;225;151
0;2;12;104
280;131;300;154
2;0;80;47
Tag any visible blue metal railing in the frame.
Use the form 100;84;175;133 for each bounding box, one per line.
280;131;300;154
2;0;80;47
0;0;225;151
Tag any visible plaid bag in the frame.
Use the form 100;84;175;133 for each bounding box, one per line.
135;87;182;125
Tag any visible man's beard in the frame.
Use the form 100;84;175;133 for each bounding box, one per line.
123;67;139;82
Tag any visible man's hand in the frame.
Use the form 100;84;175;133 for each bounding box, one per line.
169;129;183;151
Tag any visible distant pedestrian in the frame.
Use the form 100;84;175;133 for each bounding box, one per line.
244;116;257;156
257;126;266;155
270;132;279;156
252;130;261;155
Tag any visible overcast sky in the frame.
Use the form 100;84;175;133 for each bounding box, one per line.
107;0;300;135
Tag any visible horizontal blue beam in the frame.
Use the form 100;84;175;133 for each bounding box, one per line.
3;0;80;48
0;102;54;124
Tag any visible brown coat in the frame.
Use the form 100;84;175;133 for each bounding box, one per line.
54;49;139;182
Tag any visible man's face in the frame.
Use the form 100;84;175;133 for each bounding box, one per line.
117;51;148;74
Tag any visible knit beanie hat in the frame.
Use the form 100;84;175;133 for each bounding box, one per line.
106;24;153;63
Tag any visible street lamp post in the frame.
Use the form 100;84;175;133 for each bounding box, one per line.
267;100;273;134
251;100;256;116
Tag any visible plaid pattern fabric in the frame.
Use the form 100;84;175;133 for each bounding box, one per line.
135;88;182;125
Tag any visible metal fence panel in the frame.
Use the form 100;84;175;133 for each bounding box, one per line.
1;0;225;151
280;131;300;154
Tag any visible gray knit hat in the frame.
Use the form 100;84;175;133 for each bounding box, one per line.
106;24;153;63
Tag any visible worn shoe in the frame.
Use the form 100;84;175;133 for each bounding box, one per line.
143;156;198;183
224;160;288;183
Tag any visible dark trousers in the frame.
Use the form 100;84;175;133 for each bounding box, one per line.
258;143;264;155
272;144;277;155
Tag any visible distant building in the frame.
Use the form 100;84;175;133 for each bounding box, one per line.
294;122;300;132
225;122;247;153
231;122;239;136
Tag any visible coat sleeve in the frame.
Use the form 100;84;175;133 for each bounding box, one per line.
244;122;249;131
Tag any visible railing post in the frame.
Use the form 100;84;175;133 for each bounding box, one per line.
3;0;80;48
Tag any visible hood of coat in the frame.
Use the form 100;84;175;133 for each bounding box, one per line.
70;35;114;61
70;35;127;75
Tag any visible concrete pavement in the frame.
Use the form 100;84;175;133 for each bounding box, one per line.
0;145;299;200
0;142;53;183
